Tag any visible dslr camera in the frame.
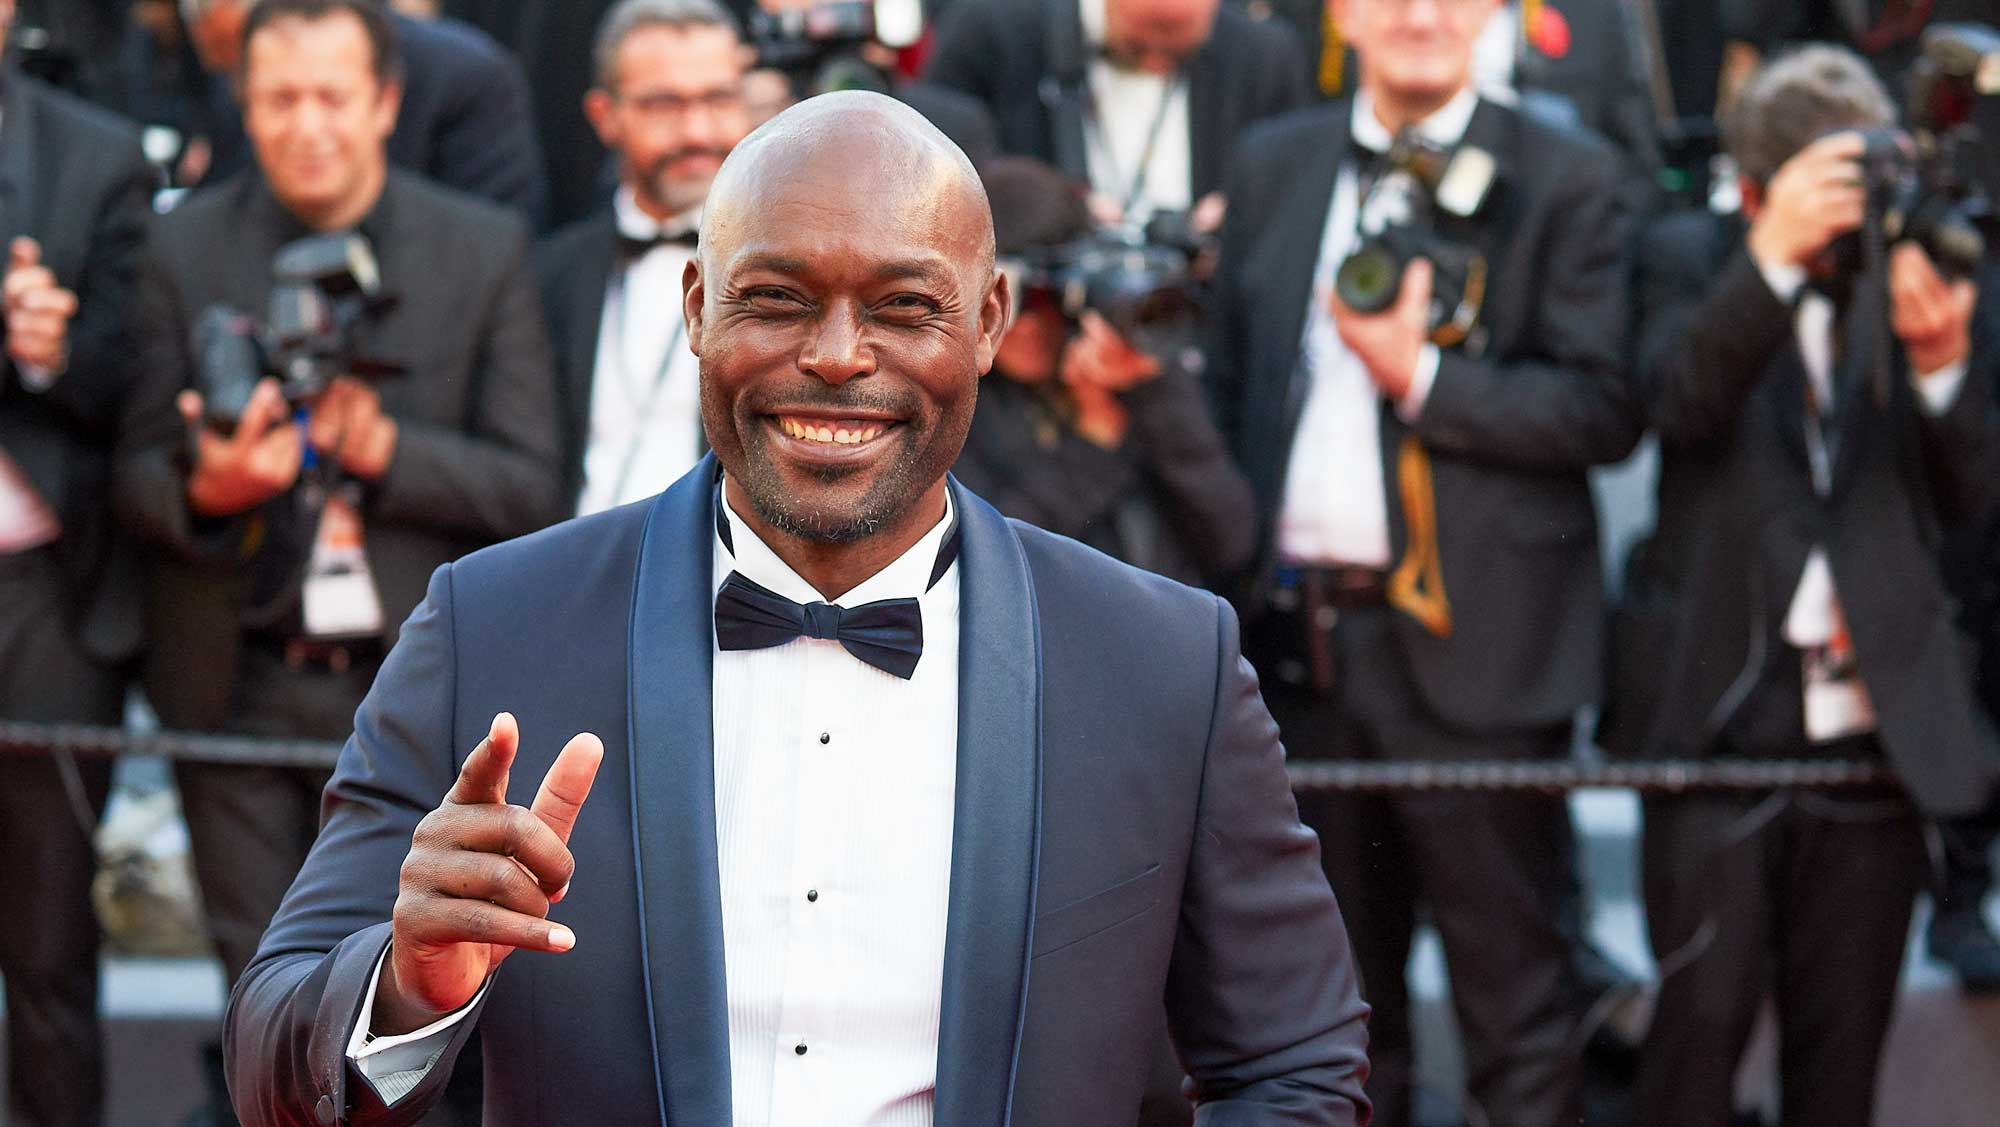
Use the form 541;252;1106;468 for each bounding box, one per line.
749;0;924;97
1004;210;1211;357
1334;130;1499;348
1846;22;2000;280
192;233;403;431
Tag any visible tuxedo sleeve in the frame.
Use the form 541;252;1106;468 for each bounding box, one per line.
226;563;488;1127
1634;219;1794;448
1164;596;1372;1125
369;222;564;541
1409;144;1643;470
1911;270;2000;529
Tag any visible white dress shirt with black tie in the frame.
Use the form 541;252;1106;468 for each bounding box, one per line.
349;488;963;1127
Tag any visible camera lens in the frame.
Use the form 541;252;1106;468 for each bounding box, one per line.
1335;241;1405;314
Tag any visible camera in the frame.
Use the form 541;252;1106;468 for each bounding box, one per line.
1844;23;2000;280
192;233;403;431
1334;131;1498;347
749;0;924;97
1006;210;1211;354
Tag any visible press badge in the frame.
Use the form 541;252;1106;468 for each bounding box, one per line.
301;485;385;640
1785;551;1876;743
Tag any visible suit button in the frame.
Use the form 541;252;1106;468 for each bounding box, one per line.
315;1094;336;1124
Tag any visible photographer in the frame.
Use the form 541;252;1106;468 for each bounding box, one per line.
111;0;560;1106
0;4;155;1125
738;0;1000;162
953;156;1253;587
1206;0;1640;1121
1609;44;2000;1127
924;0;1308;226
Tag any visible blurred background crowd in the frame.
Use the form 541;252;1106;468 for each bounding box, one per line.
3;0;2000;1124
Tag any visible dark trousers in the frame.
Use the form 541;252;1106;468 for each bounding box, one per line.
1259;604;1585;1127
1636;782;1923;1127
174;645;375;985
0;548;122;1127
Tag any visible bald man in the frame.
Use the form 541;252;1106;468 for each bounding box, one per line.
222;92;1370;1127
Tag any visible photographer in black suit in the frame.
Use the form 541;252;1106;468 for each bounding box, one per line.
1609;44;2000;1127
924;0;1307;227
0;5;155;1124
112;5;560;1114
1206;0;1639;1122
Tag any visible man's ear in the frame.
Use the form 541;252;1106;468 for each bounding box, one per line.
974;268;1012;377
374;79;405;141
583;88;619;149
683;258;706;352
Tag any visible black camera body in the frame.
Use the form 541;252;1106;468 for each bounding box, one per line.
193;233;403;431
1009;210;1211;353
750;0;924;97
1334;130;1498;347
1846;23;2000;280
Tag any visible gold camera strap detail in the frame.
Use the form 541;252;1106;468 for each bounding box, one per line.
1429;253;1487;349
1388;434;1453;639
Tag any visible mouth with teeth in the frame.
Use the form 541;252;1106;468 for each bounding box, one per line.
773;415;895;448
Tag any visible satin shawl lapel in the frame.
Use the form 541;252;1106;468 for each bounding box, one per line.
627;456;730;1126
932;480;1045;1127
561;217;619;448
1268;114;1347;444
0;79;39;243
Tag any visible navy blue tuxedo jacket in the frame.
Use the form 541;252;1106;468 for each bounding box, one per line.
225;458;1371;1126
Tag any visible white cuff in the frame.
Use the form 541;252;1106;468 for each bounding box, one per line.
1395;344;1441;422
1756;258;1807;305
15;359;60;392
345;945;488;1106
1911;358;1969;416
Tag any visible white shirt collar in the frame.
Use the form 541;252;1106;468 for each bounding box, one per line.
1350;86;1482;154
1079;0;1108;47
715;484;958;609
614;185;700;242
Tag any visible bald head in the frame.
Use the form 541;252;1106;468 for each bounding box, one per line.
701;91;995;279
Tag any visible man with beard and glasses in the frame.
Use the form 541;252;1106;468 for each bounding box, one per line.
539;0;752;517
223;91;1370;1127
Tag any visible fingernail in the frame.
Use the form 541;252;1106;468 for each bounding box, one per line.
552;881;571;903
549;925;576;951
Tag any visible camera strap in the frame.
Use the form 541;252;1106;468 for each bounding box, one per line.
605;271;693;507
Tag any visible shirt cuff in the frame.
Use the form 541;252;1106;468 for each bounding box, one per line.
345;945;488;1106
1756;258;1807;305
1912;358;1969;416
1395;344;1442;422
14;359;60;392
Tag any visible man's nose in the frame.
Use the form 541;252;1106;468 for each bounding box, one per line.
799;302;876;385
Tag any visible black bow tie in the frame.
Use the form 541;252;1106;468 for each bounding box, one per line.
710;486;960;679
618;229;698;262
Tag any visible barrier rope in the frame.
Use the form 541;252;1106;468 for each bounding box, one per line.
0;720;1898;793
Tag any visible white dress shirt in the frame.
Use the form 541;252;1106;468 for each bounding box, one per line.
574;188;704;517
1078;0;1193;222
350;487;963;1127
1757;257;1967;740
1274;89;1469;567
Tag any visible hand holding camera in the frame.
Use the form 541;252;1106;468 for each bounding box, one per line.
1890;242;1977;375
1746;131;1868;272
179;377;304;518
1332;257;1434;401
4;237;78;374
306;376;398;482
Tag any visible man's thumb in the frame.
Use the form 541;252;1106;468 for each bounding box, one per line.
10;237;40;273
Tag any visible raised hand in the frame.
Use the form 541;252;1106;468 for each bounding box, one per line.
373;712;603;1036
4;237;78;373
180;378;306;516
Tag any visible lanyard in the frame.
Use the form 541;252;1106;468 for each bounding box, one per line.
1084;70;1185;219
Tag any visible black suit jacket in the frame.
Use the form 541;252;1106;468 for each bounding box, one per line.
923;0;1309;204
114;170;564;730
226;459;1371;1126
1509;0;1663;189
1208;97;1640;734
0;71;155;658
1603;208;2000;817
532;211;618;511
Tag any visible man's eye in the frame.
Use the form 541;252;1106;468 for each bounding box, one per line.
884;294;938;313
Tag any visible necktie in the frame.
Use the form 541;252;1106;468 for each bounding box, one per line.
711;488;960;679
617;228;697;263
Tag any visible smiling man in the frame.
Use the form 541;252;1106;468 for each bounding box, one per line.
224;91;1369;1127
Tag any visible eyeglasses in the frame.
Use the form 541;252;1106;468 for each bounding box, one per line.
614;87;748;123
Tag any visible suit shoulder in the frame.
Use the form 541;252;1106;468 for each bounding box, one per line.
1238;102;1344;162
448;500;650;596
391;172;530;251
1008;518;1223;640
535;212;613;272
1506;101;1622;179
1214;6;1307;61
1638;208;1733;274
20;74;143;149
